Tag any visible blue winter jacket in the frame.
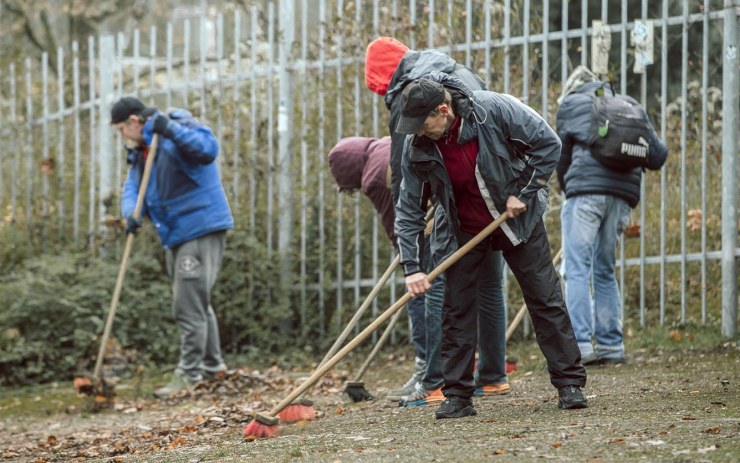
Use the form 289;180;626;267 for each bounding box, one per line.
555;82;668;208
122;108;234;249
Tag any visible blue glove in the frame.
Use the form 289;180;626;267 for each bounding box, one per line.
124;215;143;235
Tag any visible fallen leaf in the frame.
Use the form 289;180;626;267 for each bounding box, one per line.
703;427;721;434
46;435;57;446
494;449;505;455
671;330;682;342
551;441;563;448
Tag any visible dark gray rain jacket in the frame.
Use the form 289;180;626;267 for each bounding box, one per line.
395;72;561;276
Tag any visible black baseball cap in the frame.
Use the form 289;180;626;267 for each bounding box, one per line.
395;79;446;134
110;96;146;124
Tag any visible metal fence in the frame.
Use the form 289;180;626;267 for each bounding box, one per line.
0;0;738;340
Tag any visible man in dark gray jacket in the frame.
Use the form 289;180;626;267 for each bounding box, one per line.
395;75;587;419
555;66;668;365
365;37;510;406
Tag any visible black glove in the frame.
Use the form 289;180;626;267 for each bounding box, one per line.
152;114;169;134
124;215;143;235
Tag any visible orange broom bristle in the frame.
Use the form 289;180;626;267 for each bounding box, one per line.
277;399;316;422
243;412;280;439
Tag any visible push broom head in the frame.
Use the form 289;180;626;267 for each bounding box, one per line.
243;412;280;439
344;381;375;402
277;398;316;423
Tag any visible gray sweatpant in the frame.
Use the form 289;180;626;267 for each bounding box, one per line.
165;231;227;382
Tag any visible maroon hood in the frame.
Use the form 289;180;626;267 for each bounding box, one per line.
328;136;395;242
328;137;373;190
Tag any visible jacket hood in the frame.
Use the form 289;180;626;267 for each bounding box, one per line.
365;37;410;96
384;50;458;109
328;137;372;190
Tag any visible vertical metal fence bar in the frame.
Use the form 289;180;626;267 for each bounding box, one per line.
300;0;308;335
166;23;173;109
353;1;363;328
133;30;140;93
87;37;96;248
72;43;81;241
41;52;49;248
659;0;668;324
700;0;709;323
581;0;587;65
149;26;157;106
231;10;241;211
184;20;191;107
318;0;327;337
561;0;568;83
392;0;399;36
617;0;626;315
115;35;124;217
267;3;275;258
335;0;345;333
720;0;739;338
216;13;225;172
446;0;452;54
504;0;511;93
542;0;549;119
428;0;435;49
249;8;257;233
522;0;530;103
24;58;33;230
680;0;689;322
199;16;207;119
371;0;380;344
56;47;66;240
465;0;472;68
10;63;18;220
409;0;416;50
484;0;491;88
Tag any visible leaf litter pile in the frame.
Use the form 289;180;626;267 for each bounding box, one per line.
0;364;353;462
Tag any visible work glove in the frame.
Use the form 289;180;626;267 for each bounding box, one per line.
124;214;143;235
151;114;169;134
142;112;169;145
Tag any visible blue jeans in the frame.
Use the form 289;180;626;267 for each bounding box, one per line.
562;195;631;360
406;235;434;363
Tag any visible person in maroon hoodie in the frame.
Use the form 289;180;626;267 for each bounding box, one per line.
328;136;443;405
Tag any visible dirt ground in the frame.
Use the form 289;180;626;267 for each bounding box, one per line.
1;343;738;463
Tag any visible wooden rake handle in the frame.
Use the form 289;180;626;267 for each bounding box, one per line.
92;134;159;381
267;213;508;417
317;208;434;369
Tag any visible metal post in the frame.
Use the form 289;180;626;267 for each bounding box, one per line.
721;0;739;338
99;36;116;227
278;0;295;323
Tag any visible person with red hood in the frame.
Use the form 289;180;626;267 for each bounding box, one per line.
364;38;511;408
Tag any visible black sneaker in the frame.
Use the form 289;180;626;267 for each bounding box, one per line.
558;385;588;410
434;396;477;419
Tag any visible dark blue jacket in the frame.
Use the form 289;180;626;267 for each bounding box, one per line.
555;82;668;208
122;109;234;249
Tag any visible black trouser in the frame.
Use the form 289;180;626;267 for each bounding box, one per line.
441;220;587;398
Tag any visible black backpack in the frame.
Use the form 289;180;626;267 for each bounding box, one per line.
588;84;653;171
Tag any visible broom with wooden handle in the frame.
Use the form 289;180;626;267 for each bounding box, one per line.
243;213;508;438
74;134;159;399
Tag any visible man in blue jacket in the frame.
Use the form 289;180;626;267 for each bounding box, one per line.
111;96;234;398
555;66;668;365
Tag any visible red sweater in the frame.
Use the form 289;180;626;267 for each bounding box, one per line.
436;117;493;234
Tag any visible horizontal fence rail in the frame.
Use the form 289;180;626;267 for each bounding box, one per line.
0;0;737;345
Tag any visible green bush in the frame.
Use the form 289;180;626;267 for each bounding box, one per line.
0;231;176;386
